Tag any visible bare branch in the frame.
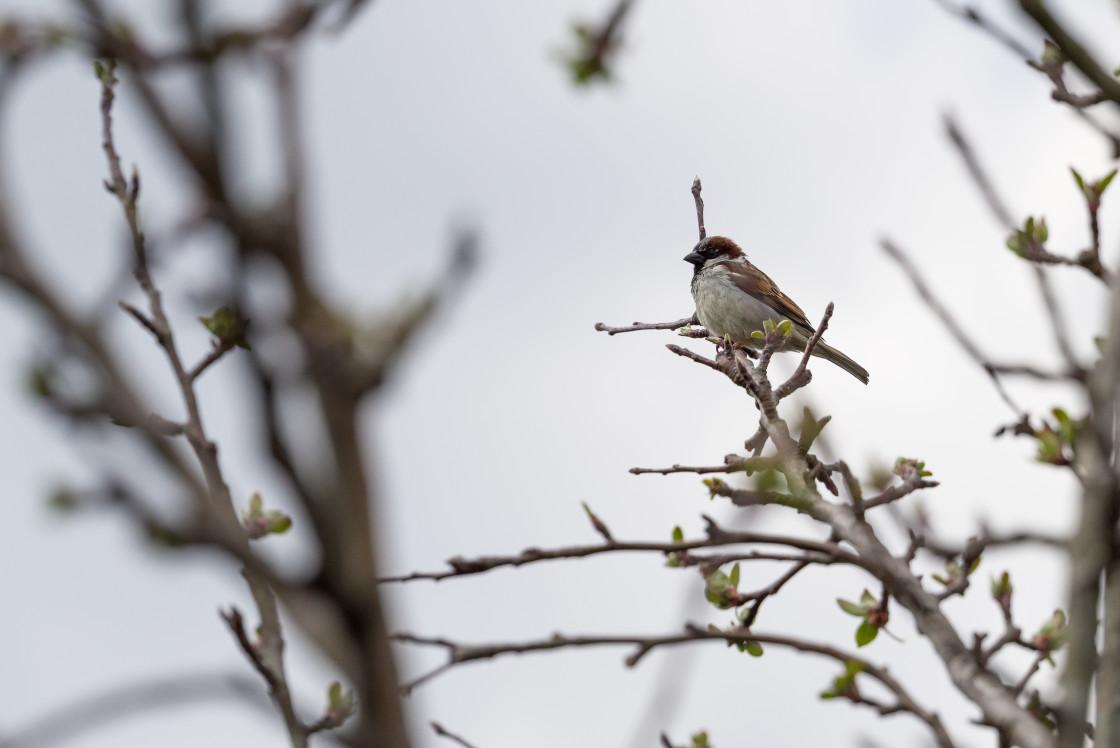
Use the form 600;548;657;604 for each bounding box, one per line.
379;516;865;583
692;176;706;240
396;626;957;748
774;302;832;399
629;455;781;476
595;316;697;335
431;723;482;748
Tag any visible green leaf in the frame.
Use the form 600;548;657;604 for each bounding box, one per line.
855;620;879;647
1006;233;1025;257
744;639;764;657
47;486;77;513
672;526;684;543
249;492;263;514
729;562;740;588
991;571;1013;602
776;319;792;337
1071;167;1086;193
266;511;292;534
837;598;867;617
1099;169;1118;195
858;589;877;606
1040;39;1064;68
324;680;356;722
797;408;831;453
199;306;251;350
1034;217;1048;243
704;570;732;607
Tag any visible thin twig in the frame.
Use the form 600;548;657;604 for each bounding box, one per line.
775;303;832;399
396;627;956;748
431;722;481;748
379;515;865;582
594;316;696;335
881;239;1023;414
692;176;706;240
629;455;781;476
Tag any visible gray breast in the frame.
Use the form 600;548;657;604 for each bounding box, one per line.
691;269;783;344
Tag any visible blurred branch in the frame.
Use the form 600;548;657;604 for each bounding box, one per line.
557;0;636;85
934;0;1120;153
931;0;1035;60
96;61;311;745
430;723;481;748
1019;0;1120;107
0;672;275;748
882;239;1029;414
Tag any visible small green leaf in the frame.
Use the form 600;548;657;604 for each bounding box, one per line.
266;511;292;535
855;620;879;647
47;486;77;513
1034;217;1048;243
249;492;263;514
837;598;867;617
1006;233;1025;257
797;408;831;453
992;571;1013;605
199;306;251;350
729;562;740;588
704;570;732;606
1099;169;1118;195
672;526;684;543
744;639;764;657
776;319;792;337
25;365;52;399
1072;167;1086;193
859;589;877;606
1040;39;1064;68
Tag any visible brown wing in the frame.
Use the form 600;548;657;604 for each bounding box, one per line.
730;260;813;330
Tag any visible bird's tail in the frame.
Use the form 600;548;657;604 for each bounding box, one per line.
812;341;869;384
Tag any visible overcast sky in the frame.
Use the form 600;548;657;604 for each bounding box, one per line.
2;1;1118;746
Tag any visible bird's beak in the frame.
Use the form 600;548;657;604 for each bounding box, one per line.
683;251;704;266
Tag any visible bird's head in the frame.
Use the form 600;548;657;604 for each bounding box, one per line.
683;236;744;269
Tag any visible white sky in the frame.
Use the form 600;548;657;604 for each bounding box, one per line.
2;1;1119;746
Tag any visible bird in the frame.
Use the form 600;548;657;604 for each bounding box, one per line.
683;235;869;384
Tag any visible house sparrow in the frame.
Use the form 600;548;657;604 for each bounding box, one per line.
684;236;869;384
